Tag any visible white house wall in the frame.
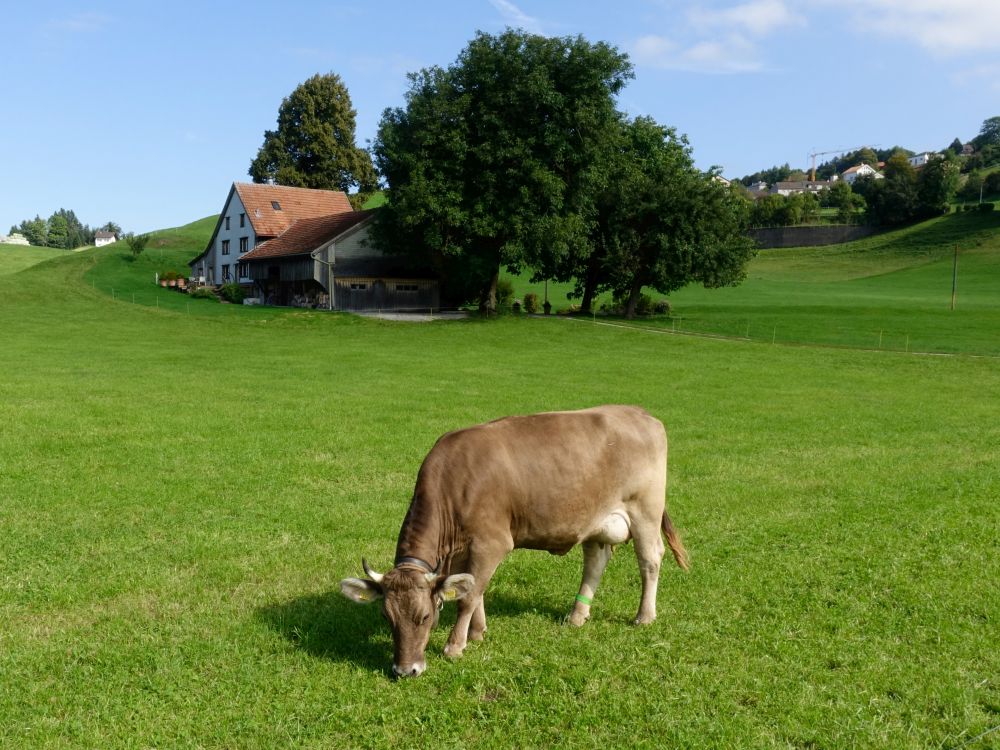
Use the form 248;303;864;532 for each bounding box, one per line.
207;191;257;285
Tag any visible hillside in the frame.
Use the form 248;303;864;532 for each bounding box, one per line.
0;245;69;276
6;209;997;355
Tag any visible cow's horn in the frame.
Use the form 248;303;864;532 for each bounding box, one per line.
424;559;441;583
362;558;384;583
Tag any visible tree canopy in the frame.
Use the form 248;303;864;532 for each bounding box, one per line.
372;30;632;311
249;73;377;205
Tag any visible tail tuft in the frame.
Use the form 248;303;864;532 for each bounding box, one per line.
661;511;690;571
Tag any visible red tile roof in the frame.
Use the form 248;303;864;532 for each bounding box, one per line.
234;182;353;238
242;210;375;261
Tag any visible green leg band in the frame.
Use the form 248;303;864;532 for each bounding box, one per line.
575;593;592;606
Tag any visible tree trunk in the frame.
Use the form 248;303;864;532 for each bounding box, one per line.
478;267;499;316
624;276;643;319
579;242;606;315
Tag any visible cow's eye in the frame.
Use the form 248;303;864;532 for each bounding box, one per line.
420;613;430;624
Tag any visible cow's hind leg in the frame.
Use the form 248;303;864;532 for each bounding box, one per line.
631;513;665;625
568;540;615;626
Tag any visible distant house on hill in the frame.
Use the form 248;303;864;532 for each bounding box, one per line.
842;163;883;185
95;231;117;247
908;152;937;168
190;182;439;311
771;180;834;197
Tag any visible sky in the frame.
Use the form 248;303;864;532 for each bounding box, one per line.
2;0;998;235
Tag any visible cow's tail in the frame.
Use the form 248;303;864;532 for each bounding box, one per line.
661;511;690;571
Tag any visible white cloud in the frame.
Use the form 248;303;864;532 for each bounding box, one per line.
689;0;805;37
488;0;544;34
834;0;1000;55
952;63;1000;92
631;1;802;74
631;32;766;74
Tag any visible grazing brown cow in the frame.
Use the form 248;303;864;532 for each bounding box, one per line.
340;405;689;677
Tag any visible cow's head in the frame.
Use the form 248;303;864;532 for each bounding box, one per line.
340;559;474;677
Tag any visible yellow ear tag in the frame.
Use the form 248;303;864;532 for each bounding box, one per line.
442;588;458;601
358;592;369;601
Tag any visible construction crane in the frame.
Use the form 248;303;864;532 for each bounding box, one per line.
808;145;876;181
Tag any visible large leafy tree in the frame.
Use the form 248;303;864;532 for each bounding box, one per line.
973;116;1000;149
371;30;631;311
249;73;377;204
581;117;755;318
916;155;960;217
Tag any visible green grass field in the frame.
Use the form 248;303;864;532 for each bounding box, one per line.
1;216;998;748
0;244;69;276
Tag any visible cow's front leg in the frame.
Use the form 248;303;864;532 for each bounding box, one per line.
444;541;510;659
468;600;487;641
568;541;614;626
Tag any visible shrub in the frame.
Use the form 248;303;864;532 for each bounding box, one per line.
188;287;217;301
123;232;149;258
496;278;515;310
220;283;245;304
652;299;672;315
634;293;653;316
162;270;178;281
523;292;540;314
979;202;995;212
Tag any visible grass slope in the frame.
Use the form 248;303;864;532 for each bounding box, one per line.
629;212;1000;355
0;232;997;747
0;245;69;276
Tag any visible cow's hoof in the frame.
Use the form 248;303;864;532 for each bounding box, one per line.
633;615;656;626
468;627;487;642
443;643;466;659
567;611;589;627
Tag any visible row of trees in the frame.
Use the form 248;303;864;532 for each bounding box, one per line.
249;32;756;317
9;211;121;250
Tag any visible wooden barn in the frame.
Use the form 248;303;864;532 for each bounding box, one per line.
240;210;440;312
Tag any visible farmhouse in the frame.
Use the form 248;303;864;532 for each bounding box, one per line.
189;182;353;287
95;231;117;247
190;182;439;311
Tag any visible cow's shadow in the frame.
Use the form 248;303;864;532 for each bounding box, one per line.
257;591;393;674
257;587;570;673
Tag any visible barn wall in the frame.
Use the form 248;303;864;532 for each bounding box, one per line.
333;277;440;312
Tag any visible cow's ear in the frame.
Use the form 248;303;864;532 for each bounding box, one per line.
435;574;475;602
340;577;384;604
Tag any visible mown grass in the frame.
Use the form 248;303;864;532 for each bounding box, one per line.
0;219;998;748
0;244;69;276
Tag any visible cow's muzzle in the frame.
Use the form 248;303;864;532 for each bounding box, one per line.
392;661;427;678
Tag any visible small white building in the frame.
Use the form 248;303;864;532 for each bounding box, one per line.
95;231;117;247
907;152;936;168
842;163;883;185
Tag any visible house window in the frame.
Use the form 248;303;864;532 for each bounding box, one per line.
225;216;231;230
222;264;231;282
240;213;245;227
239;237;249;253
349;283;367;291
222;239;230;255
238;262;249;278
271;201;282;210
396;283;419;292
